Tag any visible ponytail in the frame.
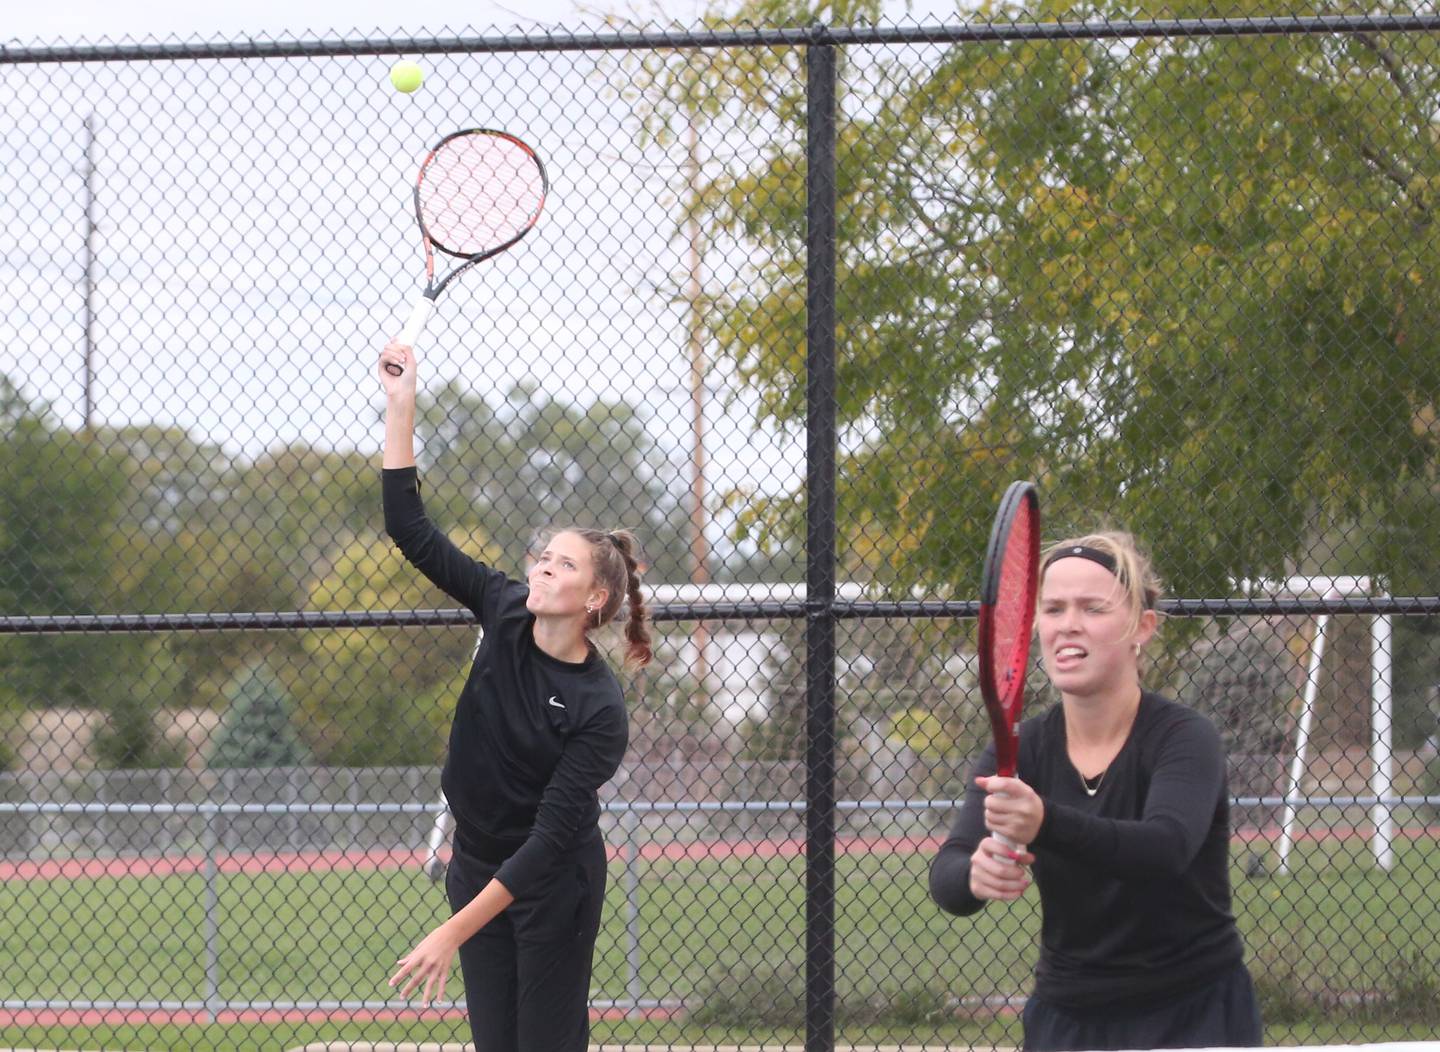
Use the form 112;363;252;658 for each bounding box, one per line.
608;531;653;670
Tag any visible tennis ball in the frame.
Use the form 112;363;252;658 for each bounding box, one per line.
389;60;424;94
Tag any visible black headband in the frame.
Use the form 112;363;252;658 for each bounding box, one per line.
1043;544;1157;610
1043;545;1117;575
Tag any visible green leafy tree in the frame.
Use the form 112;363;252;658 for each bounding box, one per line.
155;534;303;715
613;0;1440;778
207;662;313;769
80;427;319;755
100;432;373;720
92;687;186;770
0;708;17;771
102;425;237;539
0;379;181;769
229;444;376;576
293;530;480;767
646;0;1440;603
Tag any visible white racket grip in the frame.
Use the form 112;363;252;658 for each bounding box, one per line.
993;789;1024;862
398;294;434;350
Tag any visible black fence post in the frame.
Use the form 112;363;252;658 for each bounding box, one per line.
804;22;838;1052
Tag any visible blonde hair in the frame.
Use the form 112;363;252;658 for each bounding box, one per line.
1041;530;1163;640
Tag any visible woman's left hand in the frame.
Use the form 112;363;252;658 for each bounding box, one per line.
976;775;1045;846
389;923;463;1006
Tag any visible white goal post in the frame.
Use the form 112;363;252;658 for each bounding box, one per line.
1255;576;1395;874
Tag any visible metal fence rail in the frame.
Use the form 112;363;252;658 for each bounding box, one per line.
3;8;1439;1052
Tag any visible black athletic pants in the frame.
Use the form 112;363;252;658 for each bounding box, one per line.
1023;960;1263;1052
445;834;608;1052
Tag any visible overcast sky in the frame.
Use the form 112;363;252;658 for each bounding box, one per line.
5;0;613;42
1;0;964;572
5;0;960;43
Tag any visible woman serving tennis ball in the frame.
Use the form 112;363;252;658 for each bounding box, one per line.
930;531;1261;1051
378;339;651;1052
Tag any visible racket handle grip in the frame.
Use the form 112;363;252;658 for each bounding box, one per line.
991;788;1025;859
994;830;1028;867
388;296;434;376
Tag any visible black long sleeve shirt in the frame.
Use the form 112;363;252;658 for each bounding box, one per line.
929;692;1245;1011
382;466;629;897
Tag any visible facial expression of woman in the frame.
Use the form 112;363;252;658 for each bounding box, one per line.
525;531;605;620
1037;557;1153;701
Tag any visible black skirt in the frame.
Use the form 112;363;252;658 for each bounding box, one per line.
1023;961;1263;1052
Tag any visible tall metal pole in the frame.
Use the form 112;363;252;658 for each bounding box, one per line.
684;118;713;706
803;26;838;1052
81;113;97;434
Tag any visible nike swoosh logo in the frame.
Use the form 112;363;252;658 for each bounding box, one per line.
547;696;565;709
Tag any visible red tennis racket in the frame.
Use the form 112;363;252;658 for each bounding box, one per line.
976;480;1041;849
386;128;548;376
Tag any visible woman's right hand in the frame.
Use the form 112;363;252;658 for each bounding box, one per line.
379;341;417;399
969;835;1034;901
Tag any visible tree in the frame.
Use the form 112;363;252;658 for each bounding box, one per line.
659;0;1440;600
229;444;377;577
292;529;479;767
150;529;304;715
207;662;312;769
418;379;691;583
101;432;375;721
0;378;181;769
92;686;186;770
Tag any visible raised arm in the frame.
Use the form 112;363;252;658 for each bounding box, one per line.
376;341;513;621
379;340;417;469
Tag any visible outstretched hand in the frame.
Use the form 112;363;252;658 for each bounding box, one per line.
388;922;462;1006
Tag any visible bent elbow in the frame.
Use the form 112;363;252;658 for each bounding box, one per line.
929;854;983;917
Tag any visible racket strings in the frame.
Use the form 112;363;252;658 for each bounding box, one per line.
419;135;545;255
992;508;1038;698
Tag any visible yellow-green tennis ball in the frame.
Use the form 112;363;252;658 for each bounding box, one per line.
389;60;424;94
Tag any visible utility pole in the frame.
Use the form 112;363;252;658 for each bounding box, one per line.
81;113;97;434
683;118;713;714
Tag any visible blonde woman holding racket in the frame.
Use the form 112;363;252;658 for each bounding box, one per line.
931;531;1260;1051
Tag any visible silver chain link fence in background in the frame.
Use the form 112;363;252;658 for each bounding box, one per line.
2;9;1440;1052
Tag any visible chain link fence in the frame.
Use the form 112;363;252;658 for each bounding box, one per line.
3;7;1440;1051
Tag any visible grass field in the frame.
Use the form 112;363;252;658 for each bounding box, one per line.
1;836;1436;1051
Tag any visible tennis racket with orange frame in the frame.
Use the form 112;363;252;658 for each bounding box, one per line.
386;128;548;376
